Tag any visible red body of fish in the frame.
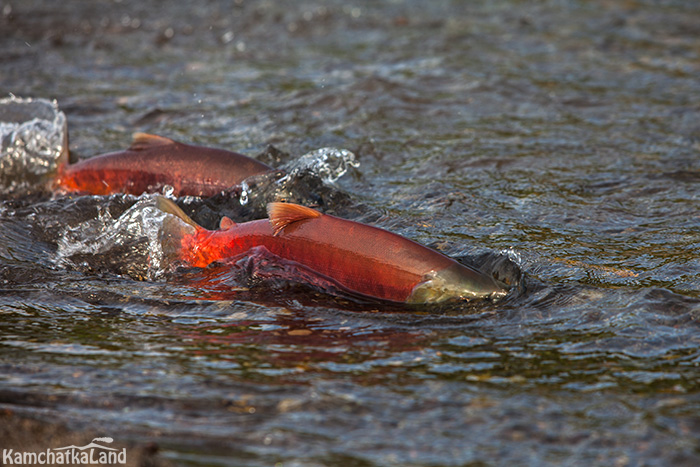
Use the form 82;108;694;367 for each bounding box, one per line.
55;133;273;197
159;198;507;304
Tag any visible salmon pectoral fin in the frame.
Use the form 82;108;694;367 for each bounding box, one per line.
129;133;177;151
267;202;322;236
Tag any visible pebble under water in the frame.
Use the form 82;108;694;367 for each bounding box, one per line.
1;1;700;466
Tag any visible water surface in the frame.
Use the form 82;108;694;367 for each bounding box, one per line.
2;1;700;465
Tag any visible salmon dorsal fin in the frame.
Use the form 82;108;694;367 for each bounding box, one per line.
129;133;176;151
219;216;236;230
267;202;322;236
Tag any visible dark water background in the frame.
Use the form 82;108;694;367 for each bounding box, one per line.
2;0;700;465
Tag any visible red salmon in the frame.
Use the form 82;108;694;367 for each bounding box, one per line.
55;133;273;196
157;197;507;304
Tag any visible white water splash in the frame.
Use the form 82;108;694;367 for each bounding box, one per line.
239;147;358;206
282;147;359;183
56;195;194;279
500;247;522;267
0;95;68;191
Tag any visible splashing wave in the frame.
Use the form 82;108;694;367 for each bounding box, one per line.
0;96;68;193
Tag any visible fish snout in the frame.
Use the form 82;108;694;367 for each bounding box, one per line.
408;263;508;304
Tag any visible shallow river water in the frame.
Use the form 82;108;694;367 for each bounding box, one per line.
1;1;700;465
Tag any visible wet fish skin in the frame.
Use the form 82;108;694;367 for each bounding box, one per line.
158;197;507;304
55;133;274;197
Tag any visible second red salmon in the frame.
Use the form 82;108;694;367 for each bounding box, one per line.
55;133;274;197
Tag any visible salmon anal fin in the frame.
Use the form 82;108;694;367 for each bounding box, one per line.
267;202;322;236
129;133;177;151
220;216;236;230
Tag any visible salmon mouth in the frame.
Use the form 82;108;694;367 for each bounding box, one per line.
407;263;508;304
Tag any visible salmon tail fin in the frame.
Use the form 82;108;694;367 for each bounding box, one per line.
129;133;176;151
154;196;200;229
267;202;321;236
57;115;71;168
53;117;71;188
153;196;202;266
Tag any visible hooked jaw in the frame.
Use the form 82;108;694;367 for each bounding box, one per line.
407;263;508;304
